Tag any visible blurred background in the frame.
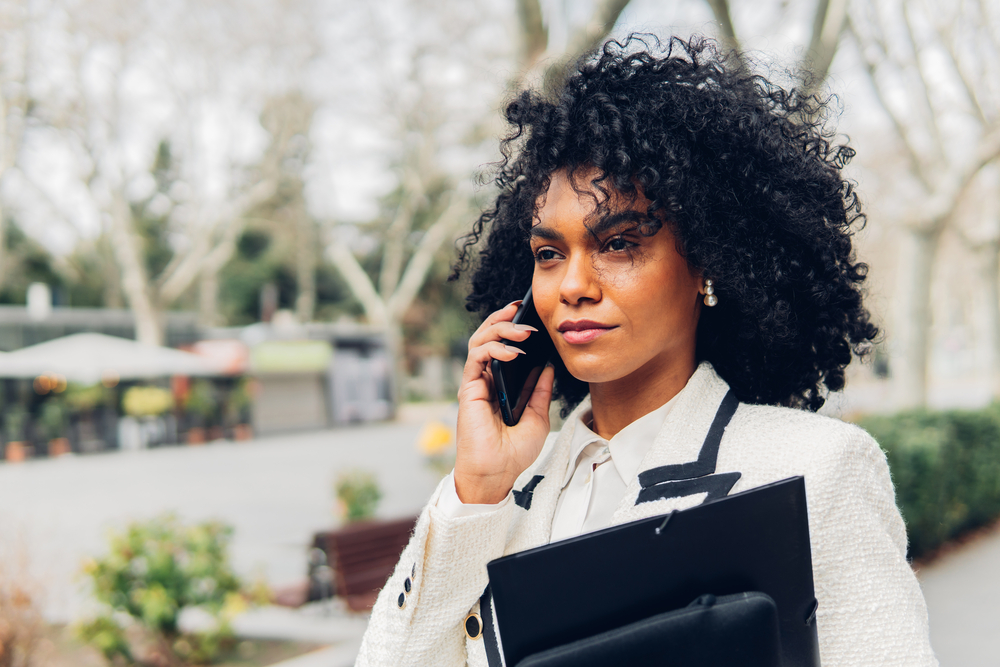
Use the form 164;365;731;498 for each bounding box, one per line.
0;0;997;665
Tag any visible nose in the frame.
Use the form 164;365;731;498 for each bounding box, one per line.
559;252;601;306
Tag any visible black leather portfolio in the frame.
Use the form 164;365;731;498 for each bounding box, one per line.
486;476;819;667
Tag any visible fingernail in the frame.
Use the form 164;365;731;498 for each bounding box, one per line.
513;324;537;332
505;300;523;308
504;345;525;355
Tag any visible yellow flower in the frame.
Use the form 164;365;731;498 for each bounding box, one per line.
221;592;248;620
417;421;454;456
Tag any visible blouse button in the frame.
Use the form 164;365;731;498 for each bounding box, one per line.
465;613;482;640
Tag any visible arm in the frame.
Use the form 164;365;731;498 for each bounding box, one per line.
355;476;516;666
359;301;555;666
808;426;938;666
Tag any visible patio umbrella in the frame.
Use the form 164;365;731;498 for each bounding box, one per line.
0;333;221;385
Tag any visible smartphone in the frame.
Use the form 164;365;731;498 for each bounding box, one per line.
491;286;556;426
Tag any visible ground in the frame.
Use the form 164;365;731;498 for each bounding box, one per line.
0;400;997;666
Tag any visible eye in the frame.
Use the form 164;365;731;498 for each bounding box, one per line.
533;247;561;262
604;235;635;253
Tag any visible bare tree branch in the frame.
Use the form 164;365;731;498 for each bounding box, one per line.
704;0;740;55
800;0;848;94
327;238;389;326
516;0;547;68
847;18;934;190
157;176;278;304
387;192;470;321
899;1;946;165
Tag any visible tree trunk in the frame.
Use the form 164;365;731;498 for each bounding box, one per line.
199;266;219;327
0;203;6;290
295;215;316;323
892;224;943;408
109;191;164;346
976;238;1000;398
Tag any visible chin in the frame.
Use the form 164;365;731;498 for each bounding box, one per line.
560;357;629;385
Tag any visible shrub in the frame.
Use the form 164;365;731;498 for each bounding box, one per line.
77;514;250;665
335;470;382;523
858;405;1000;560
122;387;174;418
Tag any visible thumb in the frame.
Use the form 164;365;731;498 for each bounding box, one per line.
523;364;555;425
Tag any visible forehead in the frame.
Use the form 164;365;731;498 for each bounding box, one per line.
533;169;649;231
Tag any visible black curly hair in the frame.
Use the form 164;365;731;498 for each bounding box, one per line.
455;34;877;413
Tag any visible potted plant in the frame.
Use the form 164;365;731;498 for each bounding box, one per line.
64;383;114;453
335;469;383;523
39;398;71;457
183;380;217;444
3;405;30;462
121;386;174;450
226;379;254;441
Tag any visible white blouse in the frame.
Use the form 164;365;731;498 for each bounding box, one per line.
436;395;677;541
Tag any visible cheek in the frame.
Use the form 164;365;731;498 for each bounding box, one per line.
531;271;559;332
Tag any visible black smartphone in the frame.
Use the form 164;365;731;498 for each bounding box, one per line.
491;286;557;426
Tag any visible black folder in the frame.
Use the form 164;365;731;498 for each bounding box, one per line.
486;476;819;667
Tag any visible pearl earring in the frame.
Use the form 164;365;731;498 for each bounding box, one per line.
703;279;718;307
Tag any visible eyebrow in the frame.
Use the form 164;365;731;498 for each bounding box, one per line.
529;225;564;242
586;210;646;236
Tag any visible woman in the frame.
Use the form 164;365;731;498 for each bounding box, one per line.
357;36;936;666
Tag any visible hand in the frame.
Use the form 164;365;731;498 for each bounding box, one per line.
454;301;555;505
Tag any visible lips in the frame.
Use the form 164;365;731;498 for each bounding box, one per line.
557;320;617;344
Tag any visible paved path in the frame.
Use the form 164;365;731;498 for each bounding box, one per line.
0;411;452;623
916;523;1000;667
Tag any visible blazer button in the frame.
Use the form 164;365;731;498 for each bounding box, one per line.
465;613;482;640
397;592;406;609
404;577;412;593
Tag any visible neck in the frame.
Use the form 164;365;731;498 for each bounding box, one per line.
588;356;697;440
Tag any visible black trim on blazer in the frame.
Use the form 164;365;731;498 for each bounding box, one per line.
636;471;742;504
513;475;545;510
480;584;503;667
636;390;741;506
637;390;739;487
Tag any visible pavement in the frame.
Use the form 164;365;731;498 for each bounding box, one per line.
0;400;997;666
0;405;455;624
915;522;1000;667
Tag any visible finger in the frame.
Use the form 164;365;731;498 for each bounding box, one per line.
461;341;525;386
468;301;523;349
469;320;538;349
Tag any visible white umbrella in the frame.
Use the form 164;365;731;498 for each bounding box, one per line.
0;333;221;385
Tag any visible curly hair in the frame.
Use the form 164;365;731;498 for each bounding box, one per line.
455;34;877;413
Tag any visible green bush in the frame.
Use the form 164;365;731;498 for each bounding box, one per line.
76;514;253;665
335;470;382;523
858;405;1000;560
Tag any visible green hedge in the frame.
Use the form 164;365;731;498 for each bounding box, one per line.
857;406;1000;560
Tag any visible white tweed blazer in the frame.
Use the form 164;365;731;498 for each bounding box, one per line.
356;362;937;667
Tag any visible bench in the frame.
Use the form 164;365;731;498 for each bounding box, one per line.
315;515;419;612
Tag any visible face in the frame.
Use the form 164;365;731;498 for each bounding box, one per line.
530;168;703;389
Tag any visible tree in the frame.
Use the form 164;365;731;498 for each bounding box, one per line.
324;0;634;394
848;0;1000;406
17;0;318;345
0;1;37;291
703;0;849;92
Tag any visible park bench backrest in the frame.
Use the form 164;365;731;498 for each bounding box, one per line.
326;515;418;611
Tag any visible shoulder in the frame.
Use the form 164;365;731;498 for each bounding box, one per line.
723;402;888;495
731;402;878;457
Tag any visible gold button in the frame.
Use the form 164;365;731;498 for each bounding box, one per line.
464;613;482;640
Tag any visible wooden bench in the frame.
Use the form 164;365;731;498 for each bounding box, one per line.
316;515;419;612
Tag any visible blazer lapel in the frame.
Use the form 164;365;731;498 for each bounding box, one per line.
610;362;737;524
504;396;592;553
